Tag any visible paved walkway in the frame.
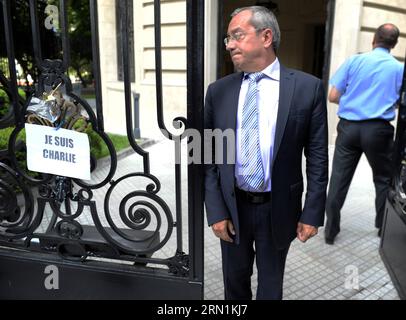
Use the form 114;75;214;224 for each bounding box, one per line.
72;138;400;300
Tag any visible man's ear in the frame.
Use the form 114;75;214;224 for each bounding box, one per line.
263;29;273;49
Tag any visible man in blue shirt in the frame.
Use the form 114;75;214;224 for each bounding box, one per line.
325;23;404;244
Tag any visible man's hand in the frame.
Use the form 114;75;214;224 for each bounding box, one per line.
211;219;235;243
297;222;318;243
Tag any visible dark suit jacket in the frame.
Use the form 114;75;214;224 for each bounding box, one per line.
204;64;328;249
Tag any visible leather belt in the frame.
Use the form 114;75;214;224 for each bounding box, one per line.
235;187;271;204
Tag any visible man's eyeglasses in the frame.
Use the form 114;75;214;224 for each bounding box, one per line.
223;29;265;46
224;31;246;46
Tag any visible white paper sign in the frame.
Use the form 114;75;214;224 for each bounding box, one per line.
25;123;91;180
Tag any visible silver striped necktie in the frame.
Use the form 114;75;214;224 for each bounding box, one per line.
241;72;265;191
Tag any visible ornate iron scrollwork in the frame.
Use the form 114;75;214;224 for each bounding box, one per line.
0;162;37;240
168;251;190;277
98;173;174;255
0;61;181;272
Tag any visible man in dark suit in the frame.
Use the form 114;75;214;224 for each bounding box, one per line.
204;6;328;300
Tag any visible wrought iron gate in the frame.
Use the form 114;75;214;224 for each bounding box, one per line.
380;50;406;300
0;0;204;299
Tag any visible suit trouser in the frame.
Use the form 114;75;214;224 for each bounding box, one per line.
325;118;394;240
220;194;290;300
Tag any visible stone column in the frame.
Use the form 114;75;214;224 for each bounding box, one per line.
328;0;363;145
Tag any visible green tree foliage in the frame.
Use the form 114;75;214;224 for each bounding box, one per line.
67;0;92;88
0;0;93;88
0;1;61;85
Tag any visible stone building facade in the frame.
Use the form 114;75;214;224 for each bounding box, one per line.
97;0;406;142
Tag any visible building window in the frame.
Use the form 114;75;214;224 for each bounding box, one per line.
116;1;135;82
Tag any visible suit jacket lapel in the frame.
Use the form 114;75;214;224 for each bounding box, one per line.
225;72;243;187
272;65;295;165
225;72;244;131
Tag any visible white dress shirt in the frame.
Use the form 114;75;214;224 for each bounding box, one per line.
235;58;280;192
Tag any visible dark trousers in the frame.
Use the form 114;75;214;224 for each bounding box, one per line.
325;119;394;239
220;194;290;300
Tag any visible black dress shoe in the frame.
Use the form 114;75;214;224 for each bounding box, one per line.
378;228;382;237
325;237;335;245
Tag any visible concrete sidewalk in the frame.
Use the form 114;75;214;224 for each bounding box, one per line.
88;139;399;300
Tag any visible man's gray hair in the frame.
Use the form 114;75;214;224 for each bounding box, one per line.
231;6;281;52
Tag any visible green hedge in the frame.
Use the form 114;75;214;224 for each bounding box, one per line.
72;119;130;159
0;126;16;148
0;87;26;117
0;126;31;177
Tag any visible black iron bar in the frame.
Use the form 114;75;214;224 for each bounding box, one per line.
29;0;43;66
2;0;20;124
153;0;163;132
217;0;224;79
60;0;70;76
153;0;176;140
121;0;150;174
153;0;187;264
89;0;104;131
322;0;336;90
175;144;183;253
186;0;204;283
